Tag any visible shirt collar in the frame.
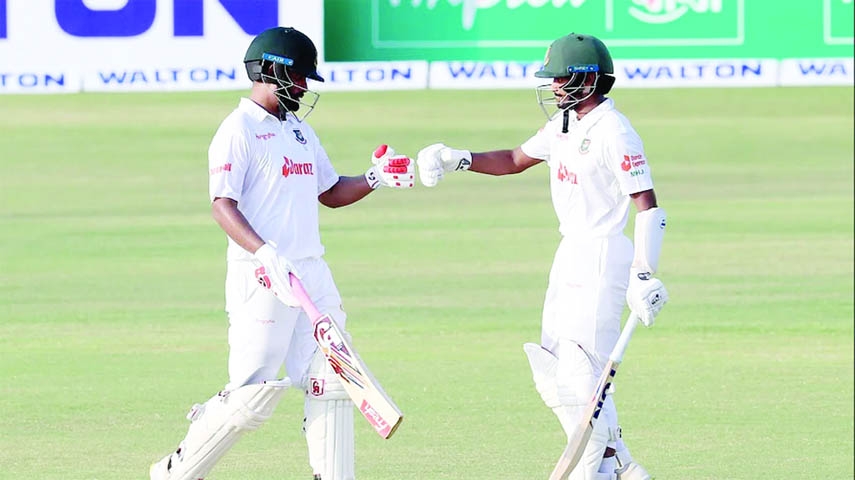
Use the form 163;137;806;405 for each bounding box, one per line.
576;97;614;128
238;97;281;123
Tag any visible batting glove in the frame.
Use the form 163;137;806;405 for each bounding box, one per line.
416;143;471;187
253;242;301;307
626;270;669;327
365;144;415;189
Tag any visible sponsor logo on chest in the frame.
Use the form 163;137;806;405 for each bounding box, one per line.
282;156;314;177
556;163;578;184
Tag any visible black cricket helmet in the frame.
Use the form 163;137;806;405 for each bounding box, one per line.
244;27;324;121
534;33;616;117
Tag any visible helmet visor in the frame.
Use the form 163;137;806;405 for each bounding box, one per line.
535;72;599;120
261;52;320;122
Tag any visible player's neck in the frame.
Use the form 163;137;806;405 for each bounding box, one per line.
249;84;281;118
574;95;606;119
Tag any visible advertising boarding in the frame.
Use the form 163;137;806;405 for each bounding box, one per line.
0;0;323;94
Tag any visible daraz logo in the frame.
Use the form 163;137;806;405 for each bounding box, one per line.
281;156;313;177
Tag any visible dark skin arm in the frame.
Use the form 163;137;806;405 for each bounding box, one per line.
211;197;265;254
468;146;543;175
630;189;658;212
318;175;374;208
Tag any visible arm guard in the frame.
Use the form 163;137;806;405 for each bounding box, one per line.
631;207;667;274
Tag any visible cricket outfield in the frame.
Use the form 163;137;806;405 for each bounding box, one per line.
0;87;852;479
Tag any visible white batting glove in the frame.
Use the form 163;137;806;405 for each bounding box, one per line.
416;143;471;187
364;144;415;189
626;270;669;327
253;242;301;307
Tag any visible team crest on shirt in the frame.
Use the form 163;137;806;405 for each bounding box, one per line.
579;138;591;154
293;129;307;144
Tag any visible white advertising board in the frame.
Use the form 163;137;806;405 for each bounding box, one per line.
0;0;323;93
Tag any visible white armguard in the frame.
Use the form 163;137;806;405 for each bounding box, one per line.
632;207;666;274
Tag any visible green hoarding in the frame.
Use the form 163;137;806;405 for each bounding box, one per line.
324;0;854;61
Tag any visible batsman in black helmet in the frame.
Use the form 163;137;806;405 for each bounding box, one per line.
150;26;414;480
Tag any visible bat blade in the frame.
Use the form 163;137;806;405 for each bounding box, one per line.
314;313;403;438
548;360;619;480
290;274;404;439
547;313;640;479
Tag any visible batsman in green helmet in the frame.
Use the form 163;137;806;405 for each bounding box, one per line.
534;33;616;119
416;33;667;480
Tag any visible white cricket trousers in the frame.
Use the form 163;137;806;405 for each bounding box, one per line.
540;234;633;368
223;256;346;391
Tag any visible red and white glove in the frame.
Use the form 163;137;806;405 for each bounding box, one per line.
364;144;415;189
253;242;301;307
626;270;669;327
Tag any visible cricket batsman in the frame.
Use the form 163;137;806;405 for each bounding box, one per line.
415;33;668;479
149;26;414;480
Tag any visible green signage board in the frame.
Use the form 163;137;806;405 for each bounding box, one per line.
324;0;854;61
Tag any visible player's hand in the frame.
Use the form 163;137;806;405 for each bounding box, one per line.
364;144;414;189
626;270;668;327
253;242;301;307
416;143;472;187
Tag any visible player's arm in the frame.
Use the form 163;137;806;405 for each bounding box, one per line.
211;196;301;304
469;147;542;175
627;188;668;327
320;144;414;208
416;144;541;186
630;189;658;212
318;176;374;208
211;197;264;253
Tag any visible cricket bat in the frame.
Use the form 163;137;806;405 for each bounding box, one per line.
289;273;404;439
548;312;641;480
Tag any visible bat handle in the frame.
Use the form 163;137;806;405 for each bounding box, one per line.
609;313;640;363
289;273;323;320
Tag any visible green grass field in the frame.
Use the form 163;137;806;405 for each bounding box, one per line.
1;87;852;480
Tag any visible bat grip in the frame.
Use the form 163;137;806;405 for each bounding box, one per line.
288;273;322;321
609;313;640;363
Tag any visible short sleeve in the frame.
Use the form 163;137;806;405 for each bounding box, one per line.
520;123;552;163
604;130;654;196
208;124;251;203
314;144;339;194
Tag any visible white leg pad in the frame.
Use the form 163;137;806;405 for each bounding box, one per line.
565;403;614;480
303;350;355;480
615;439;651;480
526;341;618;480
523;343;561;408
153;379;290;480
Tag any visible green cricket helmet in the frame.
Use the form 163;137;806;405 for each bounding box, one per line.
535;33;616;118
244;27;324;121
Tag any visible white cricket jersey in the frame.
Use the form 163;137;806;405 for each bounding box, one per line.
521;98;654;239
208;98;340;261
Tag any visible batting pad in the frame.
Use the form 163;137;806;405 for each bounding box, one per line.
304;350;355;480
165;379;290;480
524;343;561;408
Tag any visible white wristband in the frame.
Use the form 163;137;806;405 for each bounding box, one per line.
364;165;381;189
445;148;472;171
